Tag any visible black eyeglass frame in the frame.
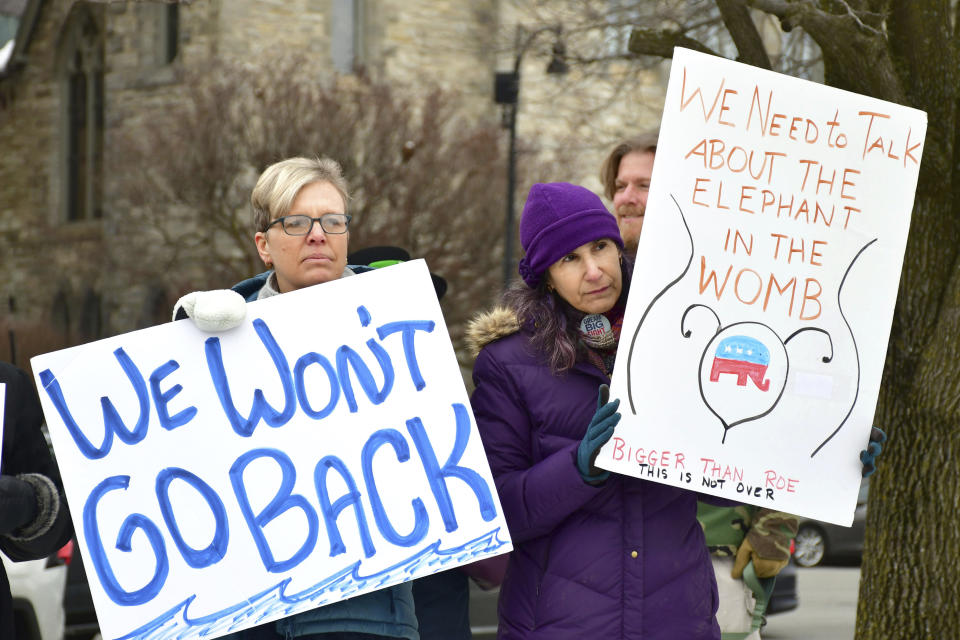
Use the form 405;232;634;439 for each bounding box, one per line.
264;213;352;236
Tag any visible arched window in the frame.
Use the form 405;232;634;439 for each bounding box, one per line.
79;288;102;341
58;4;104;222
159;2;178;65
138;286;169;329
51;289;71;340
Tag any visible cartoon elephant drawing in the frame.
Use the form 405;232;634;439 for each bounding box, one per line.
709;335;771;391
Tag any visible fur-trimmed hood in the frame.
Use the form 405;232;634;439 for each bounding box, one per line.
465;306;520;357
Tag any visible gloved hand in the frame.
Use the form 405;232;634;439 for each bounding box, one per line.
860;426;887;478
732;537;788;579
0;475;38;536
172;289;247;332
576;384;621;484
731;510;798;579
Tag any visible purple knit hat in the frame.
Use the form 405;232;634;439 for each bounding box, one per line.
517;182;623;288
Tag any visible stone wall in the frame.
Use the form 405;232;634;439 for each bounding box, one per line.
0;0;507;357
0;0;669;362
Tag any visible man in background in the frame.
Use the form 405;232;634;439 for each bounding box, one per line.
599;131;657;256
600;134;798;639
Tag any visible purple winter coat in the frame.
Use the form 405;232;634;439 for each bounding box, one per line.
468;308;720;640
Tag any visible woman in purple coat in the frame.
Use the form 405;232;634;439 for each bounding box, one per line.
467;182;720;639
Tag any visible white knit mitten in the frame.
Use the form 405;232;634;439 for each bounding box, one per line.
172;290;247;332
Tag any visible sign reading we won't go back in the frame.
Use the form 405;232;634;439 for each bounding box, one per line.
32;260;511;640
599;48;926;526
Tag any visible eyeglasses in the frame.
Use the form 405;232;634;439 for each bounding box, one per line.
265;213;352;236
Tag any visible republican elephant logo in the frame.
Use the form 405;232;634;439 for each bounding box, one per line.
709;335;771;391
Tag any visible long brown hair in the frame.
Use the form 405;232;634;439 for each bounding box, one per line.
599;131;659;200
501;257;633;375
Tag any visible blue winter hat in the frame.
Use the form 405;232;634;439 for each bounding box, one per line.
517;182;623;288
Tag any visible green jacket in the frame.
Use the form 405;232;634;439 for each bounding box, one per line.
697;504;798;640
697;504;797;562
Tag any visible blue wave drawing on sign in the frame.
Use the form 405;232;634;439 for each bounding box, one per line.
118;527;509;640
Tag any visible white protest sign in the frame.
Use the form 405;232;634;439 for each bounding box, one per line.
599;48;925;525
32;260;511;640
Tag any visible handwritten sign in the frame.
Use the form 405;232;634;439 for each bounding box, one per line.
599;48;925;525
31;260;511;640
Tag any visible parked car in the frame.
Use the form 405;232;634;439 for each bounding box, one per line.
62;540;101;640
793;479;868;567
766;555;798;614
2;544;70;640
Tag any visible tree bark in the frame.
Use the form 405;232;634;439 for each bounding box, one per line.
857;2;960;638
716;0;772;68
744;0;960;637
624;0;960;636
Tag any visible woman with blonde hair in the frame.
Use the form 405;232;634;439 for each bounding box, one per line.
176;157;418;640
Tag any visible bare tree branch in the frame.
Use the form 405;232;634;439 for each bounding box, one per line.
109;56;572;362
747;0;884;36
715;0;772;68
833;0;886;36
627;27;721;59
739;0;902;102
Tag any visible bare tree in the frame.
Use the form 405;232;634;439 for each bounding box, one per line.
110;55;562;362
497;0;824;156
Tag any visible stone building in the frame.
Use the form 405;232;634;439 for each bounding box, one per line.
0;0;666;363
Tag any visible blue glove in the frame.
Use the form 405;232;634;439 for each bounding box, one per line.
576;385;621;484
859;426;887;478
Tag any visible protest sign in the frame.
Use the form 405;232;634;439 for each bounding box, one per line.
598;48;925;525
32;260;511;640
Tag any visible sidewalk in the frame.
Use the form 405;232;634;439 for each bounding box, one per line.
763;566;860;640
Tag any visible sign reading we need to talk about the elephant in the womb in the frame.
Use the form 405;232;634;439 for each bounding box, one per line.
31;260;511;640
598;48;926;526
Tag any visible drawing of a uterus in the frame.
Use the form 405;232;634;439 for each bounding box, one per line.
625;194;872;456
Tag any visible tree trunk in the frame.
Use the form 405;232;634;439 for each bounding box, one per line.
628;1;960;636
720;2;960;636
855;1;960;635
863;200;960;638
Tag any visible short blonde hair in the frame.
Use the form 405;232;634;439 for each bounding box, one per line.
251;157;349;232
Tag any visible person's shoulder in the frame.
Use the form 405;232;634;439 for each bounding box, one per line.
347;264;376;275
231;272;271;301
469;309;544;380
0;361;17;380
466;307;522;357
0;361;28;386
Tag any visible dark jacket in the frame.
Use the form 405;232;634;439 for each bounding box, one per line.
0;363;73;639
468;308;720;640
223;270;419;640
